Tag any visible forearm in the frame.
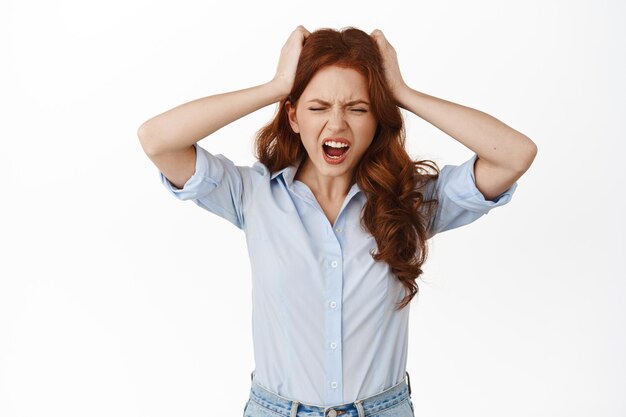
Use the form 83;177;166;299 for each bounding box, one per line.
138;81;286;155
395;86;537;171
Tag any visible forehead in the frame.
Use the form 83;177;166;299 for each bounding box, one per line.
301;65;369;102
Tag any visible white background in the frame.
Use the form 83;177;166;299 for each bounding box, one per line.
1;0;624;416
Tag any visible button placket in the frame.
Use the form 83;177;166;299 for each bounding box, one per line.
324;245;343;404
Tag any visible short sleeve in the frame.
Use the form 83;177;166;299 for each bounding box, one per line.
160;143;245;229
424;153;518;238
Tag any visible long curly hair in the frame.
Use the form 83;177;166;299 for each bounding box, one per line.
254;27;440;310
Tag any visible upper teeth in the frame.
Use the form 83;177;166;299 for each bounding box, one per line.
324;141;349;148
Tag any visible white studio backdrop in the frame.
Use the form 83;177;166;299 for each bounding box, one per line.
1;0;624;416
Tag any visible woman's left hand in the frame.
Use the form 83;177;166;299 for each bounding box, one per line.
370;29;409;103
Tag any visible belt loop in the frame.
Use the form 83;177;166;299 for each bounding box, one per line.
405;371;412;396
354;399;365;417
290;400;300;417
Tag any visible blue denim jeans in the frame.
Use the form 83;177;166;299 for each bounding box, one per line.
243;371;415;417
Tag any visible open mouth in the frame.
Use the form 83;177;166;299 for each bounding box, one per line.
322;139;351;164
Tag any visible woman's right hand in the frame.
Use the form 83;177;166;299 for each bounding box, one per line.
271;25;310;99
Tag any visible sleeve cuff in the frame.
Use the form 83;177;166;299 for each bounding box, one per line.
159;143;224;200
442;153;518;214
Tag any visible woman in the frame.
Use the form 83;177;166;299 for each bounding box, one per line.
138;26;537;417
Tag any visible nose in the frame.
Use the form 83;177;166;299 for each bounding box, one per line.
326;107;348;131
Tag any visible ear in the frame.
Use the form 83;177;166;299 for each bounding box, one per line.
285;100;300;134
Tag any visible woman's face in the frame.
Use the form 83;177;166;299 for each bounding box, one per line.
286;65;378;180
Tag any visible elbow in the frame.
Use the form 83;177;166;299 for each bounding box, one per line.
137;122;159;155
137;122;149;141
516;136;538;173
525;136;538;163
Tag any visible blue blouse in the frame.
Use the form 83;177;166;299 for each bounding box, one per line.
159;143;517;406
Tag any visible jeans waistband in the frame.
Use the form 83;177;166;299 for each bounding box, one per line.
248;371;412;417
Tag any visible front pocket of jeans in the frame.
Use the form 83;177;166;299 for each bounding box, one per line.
407;398;415;415
376;400;413;417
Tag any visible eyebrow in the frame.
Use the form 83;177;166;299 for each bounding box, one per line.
306;99;370;106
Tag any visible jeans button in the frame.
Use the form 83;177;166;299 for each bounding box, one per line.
327;409;337;417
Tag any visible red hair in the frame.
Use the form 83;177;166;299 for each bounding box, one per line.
254;27;440;310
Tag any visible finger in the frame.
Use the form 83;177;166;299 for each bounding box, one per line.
370;30;387;48
294;25;310;41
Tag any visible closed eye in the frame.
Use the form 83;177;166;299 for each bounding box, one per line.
309;108;368;112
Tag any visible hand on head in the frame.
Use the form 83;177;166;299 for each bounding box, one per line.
272;25;311;98
370;29;409;102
